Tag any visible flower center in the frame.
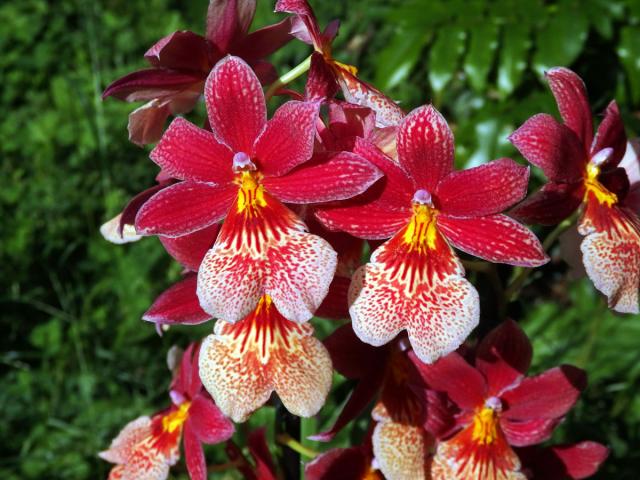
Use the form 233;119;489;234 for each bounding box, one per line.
584;148;618;206
403;190;438;251
232;151;256;172
162;401;191;434
471;398;501;445
236;170;266;214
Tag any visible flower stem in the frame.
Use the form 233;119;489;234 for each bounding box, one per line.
505;212;579;302
265;54;313;101
277;433;319;459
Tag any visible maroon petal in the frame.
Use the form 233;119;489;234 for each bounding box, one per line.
591;100;627;168
262;151;382;204
150;117;234;183
189;393;235;443
247;428;278;480
102;69;203;102
159;224;220;271
305;447;369;480
205;56;267;153
423;389;459;439
184;420;207;480
143;274;211;325
546;67;594;150
599;166;630;199
518;442;609;480
397;105;454;191
315;275;350;320
501;417;560;447
412;351;486;411
436;158;529;217
126;100;171;146
501;365;587;420
305;52;339;101
170;342;195;398
144;31;209;71
509;113;586;182
254;100;321;176
275;0;322;46
234;17;294;61
324;324;387;379
437;214;549;267
120;184;168;234
476;320;533;397
206;0;256;52
135;181;237;237
510;181;585;226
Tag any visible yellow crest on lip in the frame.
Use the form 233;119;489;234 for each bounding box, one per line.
584;163;618;207
403;203;439;251
471;407;499;445
161;401;190;433
236;171;266;214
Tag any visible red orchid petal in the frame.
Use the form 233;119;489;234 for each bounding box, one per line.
305;52;339;101
545;67;594;150
373;420;432;480
135;181;237;237
275;0;322;46
144;31;209;71
501;365;587;420
438;214;549;267
337;69;405;128
102;69;203;101
234;17;294;61
170;343;194;398
509;113;586;182
143;274;211;326
127;100;172;146
254;100;321;176
423;389;460;439
205;56;267;153
184;421;207;480
397;105;454;191
327;101;376;145
120;184;168;235
476;319;533;397
159;223;220;271
436;159;529;217
591;100;627;168
315;275;350;320
188;393;235;443
305;447;370;480
206;0;256;52
150;118;234;183
247;428;278;480
501;417;560;447
536;442;609;480
413;352;486;410
510;181;584;226
315;205;409;240
262;151;382;204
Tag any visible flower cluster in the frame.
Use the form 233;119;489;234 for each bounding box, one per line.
99;0;633;478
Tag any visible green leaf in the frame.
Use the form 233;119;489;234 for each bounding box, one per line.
497;24;531;98
463;21;499;92
618;26;640;105
428;25;467;96
531;1;589;77
375;29;430;91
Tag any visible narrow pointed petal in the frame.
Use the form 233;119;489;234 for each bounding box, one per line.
235;17;294;61
102;69;203;101
159;223;219;271
436;159;529;217
135;182;237;237
188;394;234;443
501;417;559;447
127;100;172;146
143;274;210;325
183;422;206;480
519;442;609;480
254;100;320;176
510;181;584;226
120;184;168;233
437;214;549;267
397;105;454;191
373;420;431;480
476;320;533;397
150;118;234;183
206;0;256;51
247;428;278;480
262;151;382;204
414;352;486;410
501;365;587;421
509;113;586;182
205;56;267;152
198;299;331;422
305;447;371;480
315;205;410;240
100;213;142;244
591;100;627;168
144;31;209;70
545;67;594;149
349;229;479;364
305;52;339;101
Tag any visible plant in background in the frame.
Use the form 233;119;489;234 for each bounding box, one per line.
96;0;640;478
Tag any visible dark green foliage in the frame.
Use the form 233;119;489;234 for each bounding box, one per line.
1;0;639;478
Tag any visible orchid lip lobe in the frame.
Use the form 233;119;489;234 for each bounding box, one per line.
232;151;256;172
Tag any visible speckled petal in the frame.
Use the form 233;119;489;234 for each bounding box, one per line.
99;416;153;464
372;418;431;480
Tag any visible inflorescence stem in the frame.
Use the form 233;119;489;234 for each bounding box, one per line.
265;54;313;101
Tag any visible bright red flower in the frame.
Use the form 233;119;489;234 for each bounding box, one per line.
517;441;609;480
134;56;382;324
103;0;292;145
198;294;332;422
316;105;547;363
510;67;640;313
100;344;234;480
415;320;588;480
275;0;404;127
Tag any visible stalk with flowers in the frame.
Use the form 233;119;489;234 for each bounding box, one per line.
97;1;638;478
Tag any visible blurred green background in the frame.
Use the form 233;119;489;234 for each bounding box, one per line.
2;0;640;478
